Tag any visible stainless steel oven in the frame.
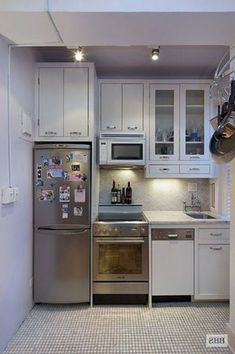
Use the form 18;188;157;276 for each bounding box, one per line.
92;209;149;295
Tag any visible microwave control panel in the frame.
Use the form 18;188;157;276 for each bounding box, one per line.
99;140;108;164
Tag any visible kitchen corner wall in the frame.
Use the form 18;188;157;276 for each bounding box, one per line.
0;39;35;352
99;169;210;210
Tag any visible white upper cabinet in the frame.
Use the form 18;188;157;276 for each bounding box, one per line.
100;82;144;132
64;67;89;137
100;83;122;131
36;63;95;141
122;84;144;131
180;84;210;161
38;68;64;137
149;84;180;161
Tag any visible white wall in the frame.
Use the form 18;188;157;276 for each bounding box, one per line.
0;38;35;352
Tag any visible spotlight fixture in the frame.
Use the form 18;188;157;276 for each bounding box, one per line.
74;47;84;62
151;47;160;61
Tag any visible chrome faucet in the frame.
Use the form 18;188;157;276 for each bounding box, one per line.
183;193;201;212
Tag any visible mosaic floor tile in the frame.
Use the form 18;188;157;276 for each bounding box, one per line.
3;302;232;354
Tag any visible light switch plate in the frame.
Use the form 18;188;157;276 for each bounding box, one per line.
188;183;197;192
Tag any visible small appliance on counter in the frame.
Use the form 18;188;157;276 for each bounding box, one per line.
34;143;91;304
92;204;149;304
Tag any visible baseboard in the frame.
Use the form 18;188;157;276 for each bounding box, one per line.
226;322;235;353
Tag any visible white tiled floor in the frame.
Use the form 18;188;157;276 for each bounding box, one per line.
3;302;232;354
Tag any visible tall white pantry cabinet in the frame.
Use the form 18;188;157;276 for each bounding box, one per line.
35;63;96;141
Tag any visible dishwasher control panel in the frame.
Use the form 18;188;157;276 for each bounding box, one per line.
151;228;194;240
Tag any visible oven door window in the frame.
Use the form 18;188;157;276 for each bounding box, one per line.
111;144;143;160
98;243;142;275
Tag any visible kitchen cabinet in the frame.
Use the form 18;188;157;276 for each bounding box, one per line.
149;84;180;161
36;63;95;141
99;81;145;132
195;228;229;300
180;84;210;161
147;82;213;178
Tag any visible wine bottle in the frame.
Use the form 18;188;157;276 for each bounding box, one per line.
111;180;117;204
126;181;132;204
121;187;126;204
116;184;121;203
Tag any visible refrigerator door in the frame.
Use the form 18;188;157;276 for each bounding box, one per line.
34;144;90;228
34;228;90;303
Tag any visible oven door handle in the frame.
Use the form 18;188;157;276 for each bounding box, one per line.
95;238;145;243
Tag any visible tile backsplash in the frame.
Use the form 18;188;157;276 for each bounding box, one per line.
99;169;210;211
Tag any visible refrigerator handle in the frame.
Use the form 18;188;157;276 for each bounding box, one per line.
37;227;90;234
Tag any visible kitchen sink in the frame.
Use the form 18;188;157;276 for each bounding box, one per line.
185;212;216;219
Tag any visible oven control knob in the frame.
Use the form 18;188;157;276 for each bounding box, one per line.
114;227;118;233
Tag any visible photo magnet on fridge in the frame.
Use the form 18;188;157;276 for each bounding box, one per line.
74;186;86;203
71;163;80;171
61;203;69;219
37;190;54;202
47;167;63;179
59;186;70;202
74;206;83;217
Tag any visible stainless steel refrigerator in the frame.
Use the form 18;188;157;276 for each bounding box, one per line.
34;143;91;303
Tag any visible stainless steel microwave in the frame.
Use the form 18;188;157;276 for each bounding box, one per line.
99;133;145;166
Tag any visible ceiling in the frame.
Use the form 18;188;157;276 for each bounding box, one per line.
35;45;229;78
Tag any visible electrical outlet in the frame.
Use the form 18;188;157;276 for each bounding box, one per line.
188;183;197;192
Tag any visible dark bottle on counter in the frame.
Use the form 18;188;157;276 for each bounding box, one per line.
111;180;117;204
126;181;132;204
121;187;126;204
117;184;121;203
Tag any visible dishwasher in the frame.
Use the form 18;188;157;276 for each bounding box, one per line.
152;228;194;296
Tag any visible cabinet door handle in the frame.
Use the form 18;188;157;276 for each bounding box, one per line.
189;168;200;171
189;156;200;159
128;126;138;130
210;246;222;251
160;168;170;171
45;131;57;135
210;233;222;237
160;156;169;159
106;125;116;129
70;131;82;135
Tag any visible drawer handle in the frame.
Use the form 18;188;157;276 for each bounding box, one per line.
106;125;116;129
160;168;170;171
70;131;82;135
45;131;57;135
189;168;200;171
210;233;222;237
168;234;178;239
128;126;138;130
189;156;200;159
160;156;169;159
210;246;222;251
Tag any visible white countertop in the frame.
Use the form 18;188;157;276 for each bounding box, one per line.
144;210;229;225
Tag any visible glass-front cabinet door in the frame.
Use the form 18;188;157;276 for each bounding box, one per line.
150;84;180;161
180;84;210;161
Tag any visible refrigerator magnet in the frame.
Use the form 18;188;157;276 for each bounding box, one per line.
37;189;54;202
74;187;86;203
43;159;49;167
61;203;69;219
59;186;70;202
68;172;81;182
47;167;63;179
74;206;83;217
51;156;62;166
37;164;42;179
72;152;88;163
71;163;80;171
